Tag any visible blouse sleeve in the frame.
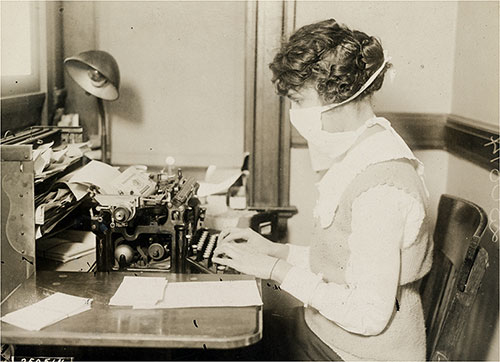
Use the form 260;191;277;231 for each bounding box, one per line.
286;244;311;271
280;185;425;335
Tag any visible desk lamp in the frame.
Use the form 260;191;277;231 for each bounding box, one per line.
64;50;120;163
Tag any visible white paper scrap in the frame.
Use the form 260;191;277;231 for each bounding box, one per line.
35;204;45;225
34;147;53;176
0;292;92;331
197;172;243;197
32;142;54;162
51;148;68;163
155;280;262;308
109;276;168;308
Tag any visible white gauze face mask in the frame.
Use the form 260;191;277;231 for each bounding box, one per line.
290;52;391;172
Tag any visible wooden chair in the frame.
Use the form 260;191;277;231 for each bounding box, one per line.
420;194;489;361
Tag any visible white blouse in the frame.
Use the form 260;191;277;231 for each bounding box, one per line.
280;118;427;335
283;185;425;335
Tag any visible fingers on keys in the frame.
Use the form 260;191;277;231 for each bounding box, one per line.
218;227;249;244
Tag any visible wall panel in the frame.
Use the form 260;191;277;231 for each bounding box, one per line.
451;1;499;129
294;1;458;114
95;1;246;168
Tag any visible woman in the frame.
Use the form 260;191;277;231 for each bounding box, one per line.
213;18;433;361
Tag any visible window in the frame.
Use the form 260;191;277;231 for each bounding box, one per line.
1;1;41;97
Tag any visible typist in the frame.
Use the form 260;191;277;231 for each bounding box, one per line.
213;18;433;361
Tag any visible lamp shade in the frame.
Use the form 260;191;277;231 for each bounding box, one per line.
64;50;120;101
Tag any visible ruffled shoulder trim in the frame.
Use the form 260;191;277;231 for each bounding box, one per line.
315;120;427;228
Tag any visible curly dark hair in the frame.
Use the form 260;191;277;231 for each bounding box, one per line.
269;18;391;103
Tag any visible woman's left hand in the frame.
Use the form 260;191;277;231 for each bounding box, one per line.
212;243;279;279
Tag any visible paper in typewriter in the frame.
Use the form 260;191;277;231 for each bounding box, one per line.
154;279;263;308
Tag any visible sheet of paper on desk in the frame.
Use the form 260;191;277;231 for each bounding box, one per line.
154;279;263;308
0;292;92;331
109;276;168;308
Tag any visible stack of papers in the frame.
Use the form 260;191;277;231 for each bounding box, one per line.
34;187;85;239
0;292;92;331
33;141;90;183
109;276;168;308
34;165;92;239
36;230;95;263
35;188;75;226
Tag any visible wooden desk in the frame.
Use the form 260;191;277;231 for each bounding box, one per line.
0;271;262;349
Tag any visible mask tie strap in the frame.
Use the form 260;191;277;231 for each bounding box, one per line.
322;51;392;112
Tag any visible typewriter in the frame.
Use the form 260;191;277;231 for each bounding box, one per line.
90;169;252;273
90;168;206;273
89;163;282;274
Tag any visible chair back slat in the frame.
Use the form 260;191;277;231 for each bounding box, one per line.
421;194;489;361
434;196;483;267
430;248;489;361
422;251;454;355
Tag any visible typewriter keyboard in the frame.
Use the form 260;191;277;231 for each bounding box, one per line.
188;228;238;274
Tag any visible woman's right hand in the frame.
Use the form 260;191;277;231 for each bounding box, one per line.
215;227;283;257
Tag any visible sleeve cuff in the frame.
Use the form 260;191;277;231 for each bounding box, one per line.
286;244;311;270
280;266;323;306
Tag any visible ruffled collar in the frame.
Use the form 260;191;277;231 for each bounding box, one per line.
313;117;427;228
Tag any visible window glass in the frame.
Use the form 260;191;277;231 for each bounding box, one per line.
1;1;40;96
2;2;32;76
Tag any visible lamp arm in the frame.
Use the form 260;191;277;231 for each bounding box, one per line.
96;98;109;164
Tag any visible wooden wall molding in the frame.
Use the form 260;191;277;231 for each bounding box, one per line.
291;112;448;149
291;112;499;172
380;112;448;150
446;114;499;171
